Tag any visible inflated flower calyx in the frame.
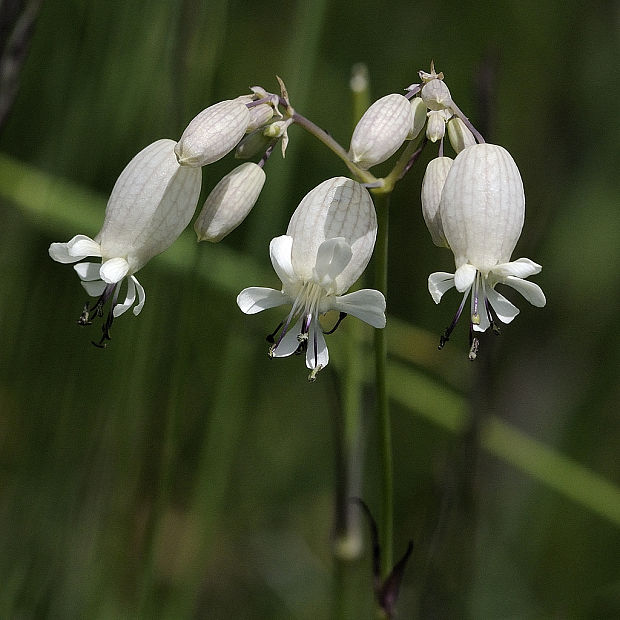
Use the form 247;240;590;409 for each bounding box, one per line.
421;157;452;247
237;177;385;379
174;99;250;167
194;162;266;242
447;116;476;153
427;144;546;357
349;93;413;169
407;97;427;140
245;103;275;133
426;109;450;142
49;139;202;344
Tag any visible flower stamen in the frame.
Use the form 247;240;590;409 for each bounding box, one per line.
439;290;468;349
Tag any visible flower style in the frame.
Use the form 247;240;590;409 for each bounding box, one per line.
427;143;546;359
49;139;202;345
237;177;386;380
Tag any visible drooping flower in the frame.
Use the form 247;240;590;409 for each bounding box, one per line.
421;156;452;247
427;143;546;359
49;139;202;345
237;177;386;380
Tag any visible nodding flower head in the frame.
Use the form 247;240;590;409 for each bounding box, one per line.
237;177;386;381
49;139;201;346
427;143;546;359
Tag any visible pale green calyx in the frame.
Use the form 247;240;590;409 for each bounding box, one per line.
194;162;266;242
174;99;250;167
349;93;413;169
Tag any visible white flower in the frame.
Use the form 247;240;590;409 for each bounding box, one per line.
174;99;250;167
407;96;427;140
428;143;546;359
421;78;453;111
49;139;201;345
349;93;413;169
194;162;266;242
237;177;386;380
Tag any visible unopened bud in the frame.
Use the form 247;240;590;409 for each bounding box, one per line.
426;110;450;142
407;97;427;140
421;157;452;247
175;100;250;167
349;94;413;170
194;162;266;242
447;117;476;153
235;129;272;159
246;103;275;132
421;78;452;111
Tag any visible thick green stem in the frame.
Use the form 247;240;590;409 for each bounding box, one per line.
373;191;392;578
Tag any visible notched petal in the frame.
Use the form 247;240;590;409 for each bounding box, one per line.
428;272;455;303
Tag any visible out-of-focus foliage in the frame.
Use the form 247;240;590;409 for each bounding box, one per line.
0;1;618;618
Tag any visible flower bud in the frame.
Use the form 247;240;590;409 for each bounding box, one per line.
349;93;413;170
235;129;272;159
194;162;266;242
426;110;450;142
174;100;250;167
447;117;476;153
407;97;427;140
245;103;275;132
421;78;452;111
421;157;452;247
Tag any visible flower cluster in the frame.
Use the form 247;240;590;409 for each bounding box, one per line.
50;64;545;370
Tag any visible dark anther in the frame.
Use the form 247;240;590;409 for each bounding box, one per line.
266;321;284;344
484;298;501;335
77;303;93;326
323;312;347;335
295;333;308;355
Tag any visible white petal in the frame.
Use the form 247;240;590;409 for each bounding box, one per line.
502;276;546;307
74;262;102;281
68;235;102;258
113;277;136;317
428;272;455;303
49;234;99;263
307;323;329;370
99;257;129;284
492;257;542;279
237;287;287;314
271;318;303;357
313;238;352;289
454;264;477;292
331;289;386;328
81;280;107;297
486;286;520;324
269;235;296;286
472;290;491;332
132;276;146;315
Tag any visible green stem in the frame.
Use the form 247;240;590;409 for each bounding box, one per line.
291;111;379;184
373;191;392;578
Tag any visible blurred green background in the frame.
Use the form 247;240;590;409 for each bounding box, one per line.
1;0;619;618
